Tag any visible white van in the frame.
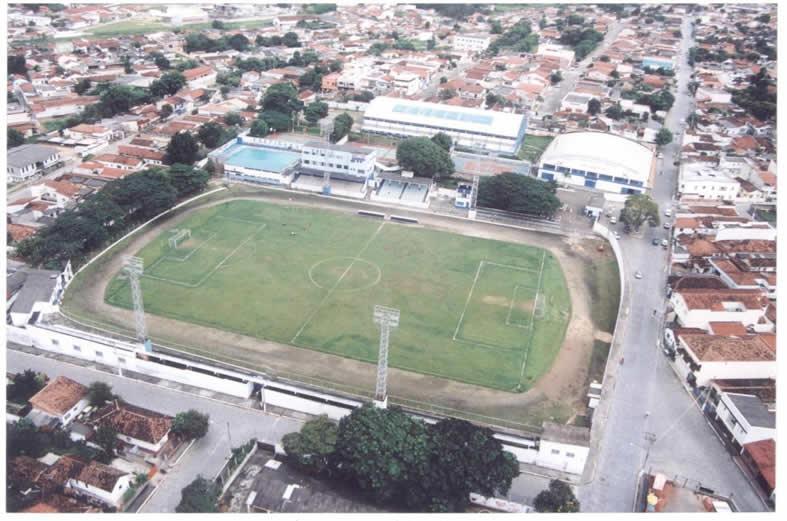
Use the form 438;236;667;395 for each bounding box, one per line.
664;208;672;217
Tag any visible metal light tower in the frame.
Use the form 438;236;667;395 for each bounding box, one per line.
373;305;400;406
322;170;331;195
469;175;480;219
123;256;152;352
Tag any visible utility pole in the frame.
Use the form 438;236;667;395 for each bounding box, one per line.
123;256;152;353
372;305;400;407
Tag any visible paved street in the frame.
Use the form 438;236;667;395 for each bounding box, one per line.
7;348;303;513
577;16;767;513
536;20;624;117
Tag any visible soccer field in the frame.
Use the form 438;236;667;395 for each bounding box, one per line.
105;200;571;392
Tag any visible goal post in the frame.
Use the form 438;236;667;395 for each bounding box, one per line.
533;293;546;320
168;229;191;249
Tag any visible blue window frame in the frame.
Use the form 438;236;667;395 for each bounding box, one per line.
557;166;571;174
599;174;613;181
571;169;586;177
542;163;556;170
586;171;598;179
541;172;555;181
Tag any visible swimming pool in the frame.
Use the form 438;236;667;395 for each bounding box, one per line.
221;144;301;173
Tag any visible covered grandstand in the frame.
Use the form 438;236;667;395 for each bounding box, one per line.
362;97;528;154
537;131;655;194
371;173;432;208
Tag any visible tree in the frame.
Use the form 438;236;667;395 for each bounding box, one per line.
477;173;561;218
655;127;673;146
604;102;624;120
249;119;269;137
7;128;25;149
282;31;301;47
74;78;92;95
303;100;329;125
122;55;133;74
534;480;580;512
176;476;220;513
439;76;447;84
550;71;563;84
211;20;226;30
150;71;187;98
87;381;114;407
9;55;27;76
587;98;601;115
422;418;519;512
7;370;45;402
261;82;303;115
260;110;292;132
224;112;244;126
431;132;452;152
94;424;118;457
329;113;353;143
171;410;210;440
490;20;503;34
619;193;660;231
334;405;431;507
167;163;210;197
227;33;249;52
152;52;171;70
160;103;174;118
396;138;454;180
165;132;200;165
282;415;337;476
439;88;457;100
197;122;225;149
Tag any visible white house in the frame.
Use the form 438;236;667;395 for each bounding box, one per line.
670;288;770;330
70;461;134;508
536;43;575;67
300;141;377;182
678;163;741;200
534;422;590;475
673;333;776;388
712;392;775;450
28;376;89;427
8;264;73;327
560;92;594;113
182;65;217;89
7;144;62;183
452;34;492;54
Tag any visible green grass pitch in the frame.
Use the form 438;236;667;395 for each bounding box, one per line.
105;200;571;391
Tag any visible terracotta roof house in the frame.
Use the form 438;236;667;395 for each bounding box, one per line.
674;333;776;387
670;288;770;331
91;401;173;455
28;376;89;427
741;439;775;497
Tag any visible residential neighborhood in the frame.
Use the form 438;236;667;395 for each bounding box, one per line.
5;2;778;515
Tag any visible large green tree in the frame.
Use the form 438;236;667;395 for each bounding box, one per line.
176;476;221;512
655;127;673;146
150;71;187;98
167;163;210;197
431;132;452;152
261;82;303;115
587;98;601;115
619;193;660;231
8;128;25;148
396;138;454;180
303;100;329;125
94;424;118;458
171;410;210;440
260;110;292;132
421;418;519;512
329;113;353;143
477;173;561;217
282;415;337;476
249;119;270;137
9;55;27;75
87;381;114;407
7;370;45;402
534;479;580;512
197;122;225;149
334;405;431;507
165;132;200;165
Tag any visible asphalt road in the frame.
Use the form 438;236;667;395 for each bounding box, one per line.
576;16;767;513
536;20;625;117
7;348;303;513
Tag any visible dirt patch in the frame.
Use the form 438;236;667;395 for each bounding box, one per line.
481;295;510;307
62;185;616;432
517;300;534;313
594;331;614;343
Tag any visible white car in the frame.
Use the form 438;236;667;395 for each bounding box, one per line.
634;270;643;279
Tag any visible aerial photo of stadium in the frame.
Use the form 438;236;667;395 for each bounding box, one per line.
102;199;571;392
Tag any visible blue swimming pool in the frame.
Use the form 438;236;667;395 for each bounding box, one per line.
222;144;301;173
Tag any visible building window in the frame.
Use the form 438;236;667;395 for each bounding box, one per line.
566;452;575;458
52;339;60;346
118;357;126;364
95;351;103;358
551;449;560;455
74;345;81;352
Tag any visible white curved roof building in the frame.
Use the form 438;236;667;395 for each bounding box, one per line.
537;132;655;194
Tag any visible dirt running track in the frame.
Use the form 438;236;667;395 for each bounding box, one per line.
64;185;616;432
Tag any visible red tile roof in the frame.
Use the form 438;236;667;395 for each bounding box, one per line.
743;438;775;489
91;401;172;444
679;333;775;362
29;376;88;417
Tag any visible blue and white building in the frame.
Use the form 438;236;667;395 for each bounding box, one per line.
362;97;528;154
642;56;675;71
537;131;655;195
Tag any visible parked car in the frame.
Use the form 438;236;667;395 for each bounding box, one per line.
610;216;618;225
664;208;672;217
652;238;661;246
635;270;643;279
663;222;671;229
661;239;669;248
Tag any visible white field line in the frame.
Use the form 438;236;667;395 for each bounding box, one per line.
452;336;524;353
505;284;532;329
482;260;541;273
166;232;218;262
452;260;485;341
518;250;547;382
290;221;386;343
143;224;266;289
215;215;267;226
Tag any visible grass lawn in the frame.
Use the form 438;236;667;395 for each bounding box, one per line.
585;258;621;333
517;134;554;163
82;18;272;38
105;200;571;392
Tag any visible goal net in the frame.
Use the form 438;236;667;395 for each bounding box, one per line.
168;229;191;249
533;293;546;320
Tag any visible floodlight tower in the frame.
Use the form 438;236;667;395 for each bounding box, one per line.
372;305;400;407
123;256;152;353
323;170;331;195
469;175;480;219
